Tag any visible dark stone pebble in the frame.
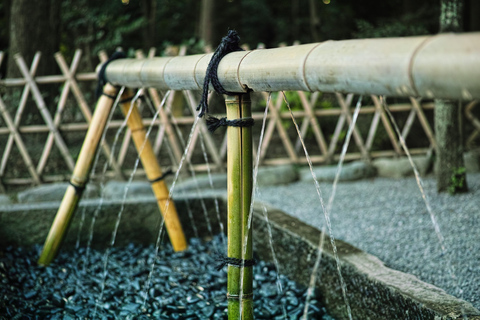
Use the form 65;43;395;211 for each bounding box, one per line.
0;235;333;319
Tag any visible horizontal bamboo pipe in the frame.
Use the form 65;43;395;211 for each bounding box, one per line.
103;33;480;100
38;84;119;266
119;92;187;252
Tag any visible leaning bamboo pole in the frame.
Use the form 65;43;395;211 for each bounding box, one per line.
38;84;119;266
103;33;480;100
119;90;187;252
226;94;254;319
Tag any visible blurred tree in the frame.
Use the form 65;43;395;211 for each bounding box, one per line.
199;0;214;49
308;0;321;42
140;0;157;50
435;0;468;194
5;0;62;121
7;0;61;79
60;0;145;70
466;0;480;31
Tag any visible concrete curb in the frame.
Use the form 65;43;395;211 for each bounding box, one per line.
1;196;478;319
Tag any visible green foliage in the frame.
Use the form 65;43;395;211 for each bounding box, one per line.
354;9;438;38
61;0;146;58
449;167;467;194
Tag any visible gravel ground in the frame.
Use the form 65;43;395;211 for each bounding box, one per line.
257;172;480;310
0;235;333;319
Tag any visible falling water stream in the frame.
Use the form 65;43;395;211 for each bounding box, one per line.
381;97;465;317
198;129;227;253
82;87;129;273
93;90;169;317
300;95;363;320
141;115;201;308
138;90;228;307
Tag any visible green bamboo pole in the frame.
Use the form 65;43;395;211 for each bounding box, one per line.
119;90;187;252
38;84;119;266
226;93;254;319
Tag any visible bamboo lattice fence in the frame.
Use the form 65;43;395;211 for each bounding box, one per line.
0;48;479;191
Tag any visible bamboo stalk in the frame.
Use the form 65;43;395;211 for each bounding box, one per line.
226;94;254;320
38;84;119;266
119;90;187;252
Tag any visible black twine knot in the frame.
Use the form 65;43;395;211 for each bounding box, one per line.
206;116;255;133
215;254;256;271
149;169;173;184
95;51;127;101
197;30;244;118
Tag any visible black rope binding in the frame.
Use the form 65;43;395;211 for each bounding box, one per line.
206;116;255;133
197;30;244;118
69;181;86;195
95;51;127;101
215;255;256;271
149;169;173;184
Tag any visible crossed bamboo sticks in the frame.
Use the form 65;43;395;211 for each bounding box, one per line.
38;84;187;266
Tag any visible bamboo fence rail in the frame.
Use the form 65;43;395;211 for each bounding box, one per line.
0;40;479;191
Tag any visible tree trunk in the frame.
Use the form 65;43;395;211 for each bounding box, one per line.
435;0;467;193
308;0;321;42
140;0;157;50
7;0;61;79
403;0;417;15
6;0;61;119
199;0;214;49
467;0;480;31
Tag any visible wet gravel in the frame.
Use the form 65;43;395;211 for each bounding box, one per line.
0;236;333;319
258;172;480;310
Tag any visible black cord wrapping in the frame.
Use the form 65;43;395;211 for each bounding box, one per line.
206;116;255;133
95;51;127;101
215;254;256;271
149;169;173;184
69;181;86;195
197;30;244;118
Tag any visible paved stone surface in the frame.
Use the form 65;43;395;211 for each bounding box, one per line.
257;171;480;310
372;156;431;178
103;181;154;200
464;149;480;173
175;164;299;193
0;194;12;205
